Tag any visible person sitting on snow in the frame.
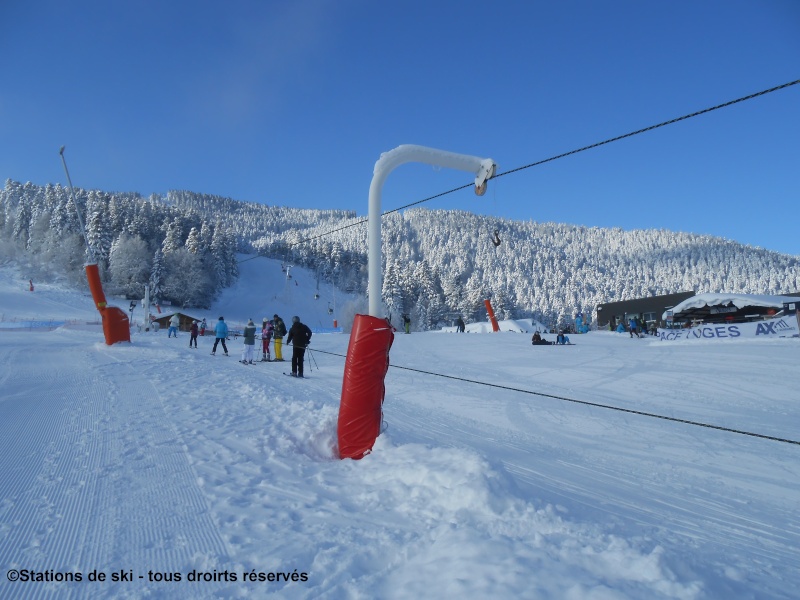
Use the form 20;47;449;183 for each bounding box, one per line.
556;331;570;345
531;331;552;345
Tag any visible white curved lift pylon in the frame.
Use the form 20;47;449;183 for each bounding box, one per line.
367;144;496;317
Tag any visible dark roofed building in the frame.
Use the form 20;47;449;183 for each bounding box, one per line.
596;291;696;329
152;312;203;332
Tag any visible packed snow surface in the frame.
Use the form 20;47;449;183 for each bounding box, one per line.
1;258;799;599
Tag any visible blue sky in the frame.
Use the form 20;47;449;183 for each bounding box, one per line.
2;1;799;256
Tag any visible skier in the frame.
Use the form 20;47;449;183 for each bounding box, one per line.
272;314;287;361
403;314;411;334
189;320;199;348
211;316;229;356
286;316;312;377
199;318;207;336
260;318;274;361
241;319;257;364
456;316;465;333
168;313;180;338
629;316;640;338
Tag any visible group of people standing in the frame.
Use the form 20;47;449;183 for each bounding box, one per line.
251;315;287;363
213;313;312;377
164;312;311;375
226;314;286;364
205;314;284;360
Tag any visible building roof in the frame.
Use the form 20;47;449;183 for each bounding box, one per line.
595;291;696;325
662;293;799;321
152;311;203;324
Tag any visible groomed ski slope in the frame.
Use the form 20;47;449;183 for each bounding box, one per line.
0;259;799;599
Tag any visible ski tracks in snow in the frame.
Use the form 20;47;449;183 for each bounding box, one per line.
0;331;230;599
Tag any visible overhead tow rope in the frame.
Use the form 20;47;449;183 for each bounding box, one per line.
494;78;800;181
307;347;800;447
238;78;800;260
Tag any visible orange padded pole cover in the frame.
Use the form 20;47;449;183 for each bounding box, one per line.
102;306;131;345
85;263;130;345
337;314;394;459
85;263;107;310
484;299;500;332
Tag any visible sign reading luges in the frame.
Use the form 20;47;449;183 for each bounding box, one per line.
657;316;798;342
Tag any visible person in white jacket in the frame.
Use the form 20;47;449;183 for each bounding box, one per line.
168;314;180;338
240;319;257;364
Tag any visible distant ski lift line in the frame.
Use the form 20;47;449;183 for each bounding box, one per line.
235;77;800;261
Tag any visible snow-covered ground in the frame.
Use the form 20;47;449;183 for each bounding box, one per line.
1;259;799;599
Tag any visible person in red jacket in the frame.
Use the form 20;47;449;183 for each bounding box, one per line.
260;318;274;361
189;320;199;348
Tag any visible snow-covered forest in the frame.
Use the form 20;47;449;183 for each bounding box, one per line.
2;179;799;329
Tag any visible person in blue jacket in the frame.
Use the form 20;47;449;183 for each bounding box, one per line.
629;317;640;338
211;316;229;356
616;321;626;333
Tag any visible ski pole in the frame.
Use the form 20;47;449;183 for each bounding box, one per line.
309;348;319;372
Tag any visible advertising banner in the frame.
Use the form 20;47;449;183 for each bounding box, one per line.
657;315;798;342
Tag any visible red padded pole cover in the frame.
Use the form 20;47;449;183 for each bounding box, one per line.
337;314;394;459
484;299;500;332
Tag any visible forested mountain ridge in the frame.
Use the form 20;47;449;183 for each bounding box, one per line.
2;179;798;329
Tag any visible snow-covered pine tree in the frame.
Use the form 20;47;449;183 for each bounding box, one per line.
149;248;165;304
382;259;404;323
161;217;183;255
109;233;152;298
185;227;201;254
